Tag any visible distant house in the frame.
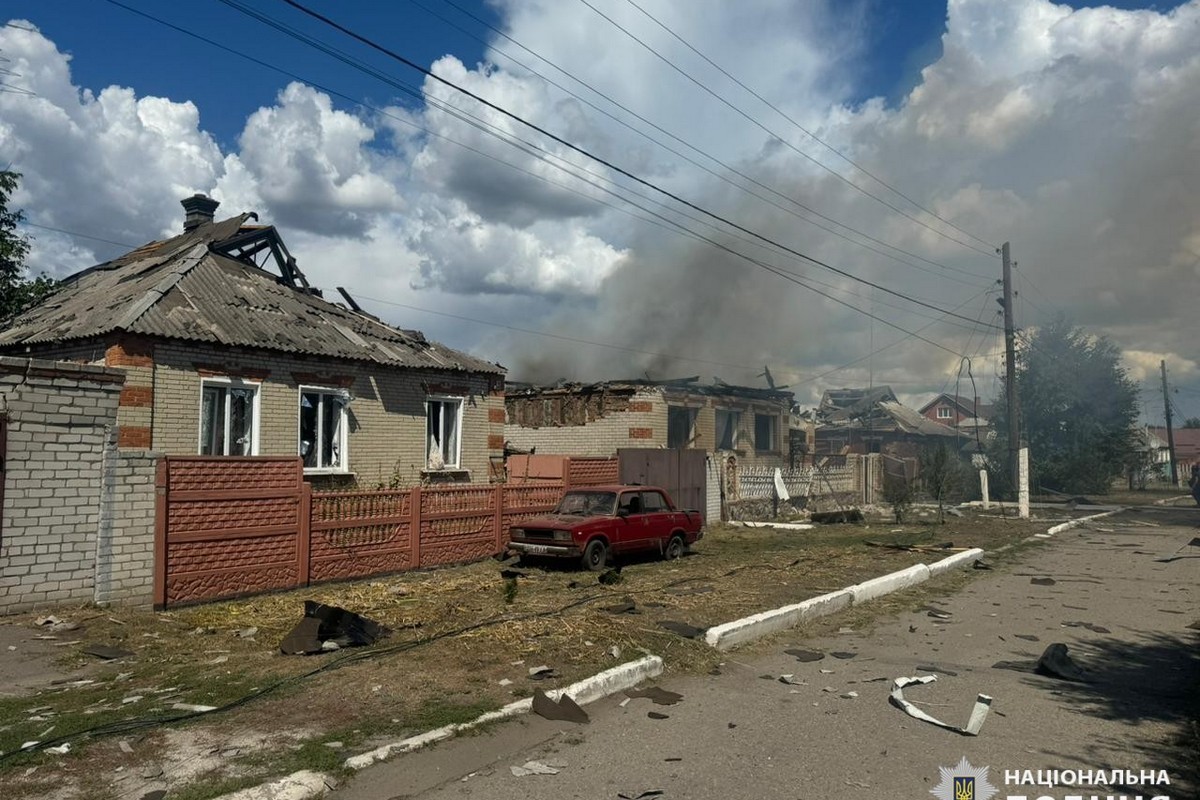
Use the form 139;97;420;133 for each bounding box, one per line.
918;393;995;430
809;385;965;458
1148;426;1200;473
505;377;794;467
0;195;505;487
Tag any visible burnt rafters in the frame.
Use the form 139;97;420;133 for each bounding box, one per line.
211;225;314;292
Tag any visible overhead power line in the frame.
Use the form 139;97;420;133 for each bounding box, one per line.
414;0;990;287
618;0;996;253
263;0;1000;331
575;0;997;257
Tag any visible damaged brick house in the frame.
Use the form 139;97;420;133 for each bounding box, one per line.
505;377;794;467
918;392;994;431
807;385;965;459
0;195;505;487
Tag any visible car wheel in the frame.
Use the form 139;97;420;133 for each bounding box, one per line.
582;539;608;572
664;535;685;561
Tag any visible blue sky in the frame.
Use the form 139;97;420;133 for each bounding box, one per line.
2;0;1198;415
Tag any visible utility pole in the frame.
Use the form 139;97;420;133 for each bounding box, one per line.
1001;242;1020;492
1161;359;1179;487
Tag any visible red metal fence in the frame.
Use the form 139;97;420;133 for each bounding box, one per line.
155;457;564;608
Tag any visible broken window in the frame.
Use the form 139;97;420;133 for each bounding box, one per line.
199;380;258;456
426;397;463;470
937;406;953;419
754;413;777;452
299;388;348;471
715;409;740;450
667;406;697;449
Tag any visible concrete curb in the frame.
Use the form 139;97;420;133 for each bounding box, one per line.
213;770;333;800
343;655;664;770
1042;508;1125;537
704;589;852;651
926;547;986;577
848;563;931;605
735;521;815;531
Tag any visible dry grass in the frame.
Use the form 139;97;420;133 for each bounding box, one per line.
0;508;1053;799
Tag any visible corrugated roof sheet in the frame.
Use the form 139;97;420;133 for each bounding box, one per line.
0;215;503;375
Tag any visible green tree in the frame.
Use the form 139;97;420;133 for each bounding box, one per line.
0;171;57;320
919;442;965;522
990;316;1139;495
1183;417;1200;429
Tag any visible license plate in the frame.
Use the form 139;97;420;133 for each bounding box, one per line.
521;544;554;555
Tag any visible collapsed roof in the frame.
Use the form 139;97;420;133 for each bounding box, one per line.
506;376;794;404
0;203;502;375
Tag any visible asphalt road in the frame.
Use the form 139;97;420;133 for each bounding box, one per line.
331;506;1200;800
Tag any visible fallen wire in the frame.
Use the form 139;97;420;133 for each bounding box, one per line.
1;557;804;762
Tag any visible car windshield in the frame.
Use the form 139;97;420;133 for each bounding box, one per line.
554;491;617;516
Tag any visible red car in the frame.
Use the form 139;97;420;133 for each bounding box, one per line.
507;485;704;571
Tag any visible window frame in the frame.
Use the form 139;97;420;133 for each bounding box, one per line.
936;406;953;420
298;385;350;474
426;395;465;470
753;412;778;453
667;405;698;449
197;377;261;456
715;408;741;451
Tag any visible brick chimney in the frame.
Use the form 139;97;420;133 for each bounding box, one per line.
181;193;220;232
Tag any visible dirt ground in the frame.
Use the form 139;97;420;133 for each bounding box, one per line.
0;505;1074;799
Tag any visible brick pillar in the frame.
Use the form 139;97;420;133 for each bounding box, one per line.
106;336;155;450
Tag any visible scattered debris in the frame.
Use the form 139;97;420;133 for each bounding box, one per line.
811;508;864;524
618;791;664;799
624;687;683;706
604;600;639;615
778;675;806;686
82;645;134;661
529;665;558;681
119;740;134;754
665;585;713;596
46;743;71;755
915;665;959;677
1035;643;1087;682
233;626;259;639
656;620;705;639
279;601;391;655
171;703;218;713
925;609;953;620
973;560;994;570
608;645;622;659
1014;634;1040;642
499;568;528;580
510;760;560;777
1061;621;1110;634
498;678;513;687
785;648;824;662
727;722;737;729
647;711;669;720
599;567;624;585
840;691;859;699
1030;577;1056;586
531;690;589;724
865;541;967;554
830;651;857;660
888;675;991;736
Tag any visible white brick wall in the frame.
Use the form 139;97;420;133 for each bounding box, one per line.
0;356;136;614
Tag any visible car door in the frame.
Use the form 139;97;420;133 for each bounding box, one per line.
613;490;648;553
639;490;675;552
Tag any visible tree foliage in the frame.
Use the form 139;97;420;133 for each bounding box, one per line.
990;316;1139;495
919;442;966;522
1183;417;1200;429
0;171;57;321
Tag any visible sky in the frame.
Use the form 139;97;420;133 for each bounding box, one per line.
1;0;1198;424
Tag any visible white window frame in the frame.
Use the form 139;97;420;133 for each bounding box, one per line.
426;396;464;470
298;385;350;474
936;406;953;419
197;377;261;456
715;408;741;451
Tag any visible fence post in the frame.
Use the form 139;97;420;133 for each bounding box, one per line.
409;486;422;568
493;484;505;554
297;481;312;588
153;458;169;610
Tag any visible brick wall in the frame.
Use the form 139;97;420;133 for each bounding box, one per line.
152;341;503;487
94;443;158;606
0;356;132;614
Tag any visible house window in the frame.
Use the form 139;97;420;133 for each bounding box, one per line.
199;379;259;456
426;397;463;469
754;413;777;452
715;409;740;450
937;406;952;419
667;406;697;449
299;388;348;472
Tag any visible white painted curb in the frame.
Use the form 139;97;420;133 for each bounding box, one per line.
1045;508;1124;536
704;589;852;651
849;563;930;605
344;655;664;770
736;521;815;531
213;770;333;800
926;548;985;577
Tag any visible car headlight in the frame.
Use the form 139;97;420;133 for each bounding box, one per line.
553;529;572;541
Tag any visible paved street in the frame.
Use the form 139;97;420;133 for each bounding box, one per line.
332;506;1200;800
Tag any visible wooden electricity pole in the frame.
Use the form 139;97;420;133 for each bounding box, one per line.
1001;242;1020;492
1161;359;1179;486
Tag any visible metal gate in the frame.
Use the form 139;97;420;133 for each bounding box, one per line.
617;448;706;513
